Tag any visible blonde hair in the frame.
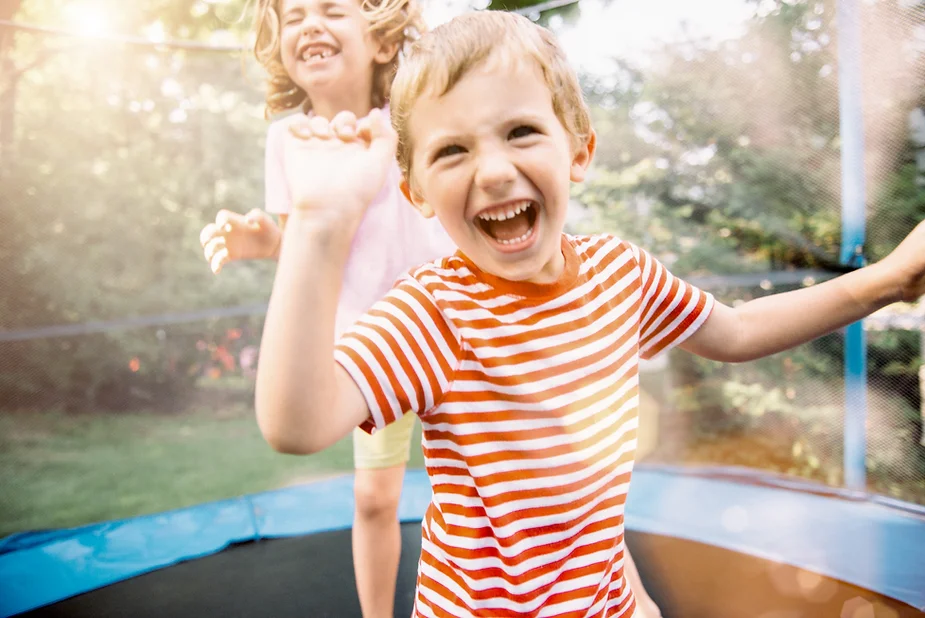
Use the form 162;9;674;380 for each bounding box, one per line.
253;0;425;117
390;11;591;181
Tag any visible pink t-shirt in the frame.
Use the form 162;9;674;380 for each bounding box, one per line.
264;109;456;336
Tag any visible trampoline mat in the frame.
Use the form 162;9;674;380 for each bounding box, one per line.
19;523;924;618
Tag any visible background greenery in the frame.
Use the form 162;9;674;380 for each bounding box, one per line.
0;0;923;535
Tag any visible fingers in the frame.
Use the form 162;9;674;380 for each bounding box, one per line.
309;115;331;138
331;111;357;141
290;115;333;140
243;208;269;230
202;233;228;274
210;246;229;274
199;222;219;247
201;209;252;274
203;235;225;262
358;107;398;157
290;113;359;143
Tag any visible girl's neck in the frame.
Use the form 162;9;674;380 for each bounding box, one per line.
308;89;375;121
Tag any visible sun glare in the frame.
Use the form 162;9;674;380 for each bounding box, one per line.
63;4;111;38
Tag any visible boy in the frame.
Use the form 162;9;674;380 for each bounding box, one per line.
256;11;925;617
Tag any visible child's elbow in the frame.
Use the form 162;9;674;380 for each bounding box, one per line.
261;427;314;455
255;404;322;455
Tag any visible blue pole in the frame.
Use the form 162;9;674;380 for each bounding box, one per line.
837;0;868;492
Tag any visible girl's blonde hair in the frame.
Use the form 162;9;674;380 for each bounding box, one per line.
252;0;425;118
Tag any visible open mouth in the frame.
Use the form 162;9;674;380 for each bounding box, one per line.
475;200;538;247
301;45;339;63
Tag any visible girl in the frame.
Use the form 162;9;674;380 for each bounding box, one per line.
199;1;661;616
201;2;452;617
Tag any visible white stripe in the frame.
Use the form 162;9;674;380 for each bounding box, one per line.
449;253;636;342
641;288;714;357
422;499;628;580
427;359;638;438
456;285;640;376
436;457;635;538
434;422;638;504
349;322;419;413
452;324;639;398
380;284;460;370
333;350;387;428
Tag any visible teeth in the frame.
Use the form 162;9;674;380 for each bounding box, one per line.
478;200;531;222
303;49;333;60
498;230;533;245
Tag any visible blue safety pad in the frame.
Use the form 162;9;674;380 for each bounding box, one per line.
626;468;925;611
251;471;432;538
0;497;259;617
2;467;923;617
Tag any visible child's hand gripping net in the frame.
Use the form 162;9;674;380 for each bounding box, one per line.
283;108;398;224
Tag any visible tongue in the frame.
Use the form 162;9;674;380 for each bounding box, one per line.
485;211;531;242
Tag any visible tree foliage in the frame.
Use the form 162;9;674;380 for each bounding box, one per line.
0;0;922;426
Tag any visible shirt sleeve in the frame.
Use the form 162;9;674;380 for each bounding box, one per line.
264;120;291;214
334;277;462;434
631;243;715;360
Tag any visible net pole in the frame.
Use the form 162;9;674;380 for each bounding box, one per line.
837;0;868;492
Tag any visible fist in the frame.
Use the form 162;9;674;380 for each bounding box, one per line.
199;208;281;274
283;108;398;224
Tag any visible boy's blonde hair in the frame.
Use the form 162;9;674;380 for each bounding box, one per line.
390;11;591;182
253;0;425;117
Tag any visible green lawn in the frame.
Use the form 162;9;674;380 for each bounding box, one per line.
0;403;425;538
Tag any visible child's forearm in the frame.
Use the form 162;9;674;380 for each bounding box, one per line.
254;211;356;453
729;261;902;361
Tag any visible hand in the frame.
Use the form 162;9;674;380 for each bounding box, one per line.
880;219;925;303
199;208;282;274
283;108;397;224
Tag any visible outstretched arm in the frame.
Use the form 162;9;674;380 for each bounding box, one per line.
255;110;395;454
682;220;925;363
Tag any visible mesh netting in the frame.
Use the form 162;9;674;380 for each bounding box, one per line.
0;0;923;536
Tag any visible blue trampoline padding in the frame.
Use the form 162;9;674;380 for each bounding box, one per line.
625;468;925;611
0;496;259;617
2;466;924;617
253;472;432;538
0;471;433;617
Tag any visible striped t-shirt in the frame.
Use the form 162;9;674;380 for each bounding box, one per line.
335;234;714;617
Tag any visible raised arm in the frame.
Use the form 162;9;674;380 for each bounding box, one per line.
254;110;395;454
681;220;925;363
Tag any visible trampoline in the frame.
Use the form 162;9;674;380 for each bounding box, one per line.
2;466;924;618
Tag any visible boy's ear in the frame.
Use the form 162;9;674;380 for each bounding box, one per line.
569;129;596;183
374;39;401;65
400;178;435;218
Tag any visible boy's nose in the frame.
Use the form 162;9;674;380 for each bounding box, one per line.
474;151;516;195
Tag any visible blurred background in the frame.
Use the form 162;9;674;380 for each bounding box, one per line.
0;0;923;539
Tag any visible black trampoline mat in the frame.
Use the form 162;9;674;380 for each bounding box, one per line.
19;523;924;618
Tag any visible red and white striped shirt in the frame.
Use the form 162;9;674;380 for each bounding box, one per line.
335;234;714;617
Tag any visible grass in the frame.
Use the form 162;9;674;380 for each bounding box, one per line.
2;381;922;539
0;401;425;538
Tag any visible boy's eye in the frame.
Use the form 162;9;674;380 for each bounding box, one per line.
434;145;465;161
509;125;537;139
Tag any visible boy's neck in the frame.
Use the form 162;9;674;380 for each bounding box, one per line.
308;90;376;121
